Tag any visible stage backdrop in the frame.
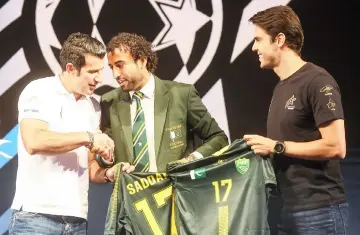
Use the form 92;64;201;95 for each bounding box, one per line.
0;0;359;234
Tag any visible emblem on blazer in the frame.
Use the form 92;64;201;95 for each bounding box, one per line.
235;158;249;174
170;129;182;142
166;124;184;149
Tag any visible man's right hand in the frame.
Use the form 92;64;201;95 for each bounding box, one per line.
91;132;114;161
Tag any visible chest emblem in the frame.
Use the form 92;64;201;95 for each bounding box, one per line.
285;95;296;110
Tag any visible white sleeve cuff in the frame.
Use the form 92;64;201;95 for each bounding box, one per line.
192;151;203;160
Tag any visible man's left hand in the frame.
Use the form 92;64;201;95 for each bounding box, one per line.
180;154;197;163
243;134;276;156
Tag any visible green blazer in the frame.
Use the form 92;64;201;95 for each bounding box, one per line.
100;76;228;172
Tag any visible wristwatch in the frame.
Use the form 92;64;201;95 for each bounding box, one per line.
274;141;286;155
96;154;114;168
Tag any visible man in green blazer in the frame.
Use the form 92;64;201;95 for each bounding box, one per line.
90;32;228;182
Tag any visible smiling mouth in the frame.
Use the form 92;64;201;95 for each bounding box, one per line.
117;79;126;85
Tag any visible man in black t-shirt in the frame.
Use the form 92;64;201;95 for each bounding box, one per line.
243;5;349;235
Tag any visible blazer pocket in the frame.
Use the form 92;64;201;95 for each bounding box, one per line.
163;121;187;153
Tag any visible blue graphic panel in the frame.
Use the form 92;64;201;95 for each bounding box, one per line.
0;125;19;169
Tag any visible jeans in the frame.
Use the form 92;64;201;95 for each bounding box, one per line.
8;210;87;235
278;202;349;235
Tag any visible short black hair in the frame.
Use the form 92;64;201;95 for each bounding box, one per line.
59;32;106;71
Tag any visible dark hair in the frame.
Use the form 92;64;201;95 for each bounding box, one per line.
59;32;106;71
106;32;158;73
249;5;304;54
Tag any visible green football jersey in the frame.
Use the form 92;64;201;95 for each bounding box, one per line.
104;139;277;235
168;139;277;235
104;169;173;235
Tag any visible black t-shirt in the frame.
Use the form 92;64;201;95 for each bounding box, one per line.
267;62;346;212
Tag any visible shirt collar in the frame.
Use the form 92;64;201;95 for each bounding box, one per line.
54;75;70;94
55;74;88;100
130;73;155;100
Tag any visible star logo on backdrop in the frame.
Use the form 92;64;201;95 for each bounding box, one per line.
34;0;223;86
150;0;210;64
33;0;229;136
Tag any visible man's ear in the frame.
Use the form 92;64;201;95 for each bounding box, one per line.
137;57;147;70
276;33;286;48
65;63;77;74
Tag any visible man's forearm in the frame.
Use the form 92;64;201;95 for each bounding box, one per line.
24;130;89;155
196;133;229;157
88;158;107;183
284;139;346;160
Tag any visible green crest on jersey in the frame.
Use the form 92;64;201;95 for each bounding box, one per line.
235;158;250;174
190;168;206;180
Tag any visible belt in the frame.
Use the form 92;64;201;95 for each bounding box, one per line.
18;208;86;224
41;213;86;224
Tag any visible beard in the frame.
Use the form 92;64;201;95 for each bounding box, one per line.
260;55;277;69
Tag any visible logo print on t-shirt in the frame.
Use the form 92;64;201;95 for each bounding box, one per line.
320;85;333;96
285;95;296;110
327;98;336;111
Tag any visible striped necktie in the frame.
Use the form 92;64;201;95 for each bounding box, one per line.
132;91;150;172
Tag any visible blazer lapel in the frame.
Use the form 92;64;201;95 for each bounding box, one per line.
115;91;133;159
154;77;169;158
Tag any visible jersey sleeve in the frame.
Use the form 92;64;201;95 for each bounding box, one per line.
18;82;55;123
308;75;344;127
261;157;277;186
104;164;121;235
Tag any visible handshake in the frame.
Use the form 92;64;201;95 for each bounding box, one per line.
86;131;114;166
